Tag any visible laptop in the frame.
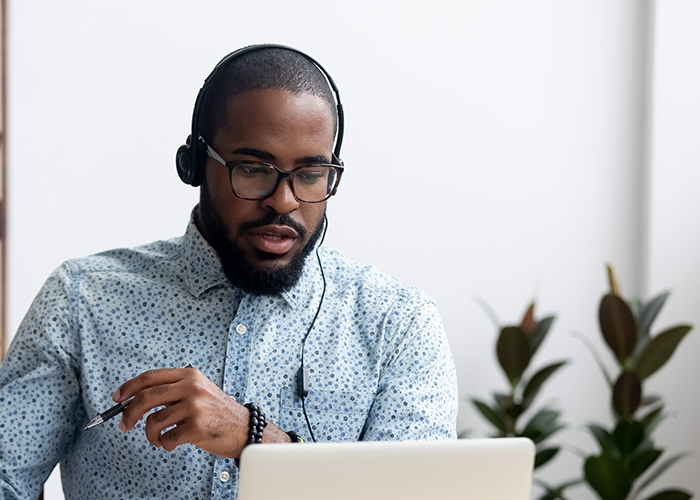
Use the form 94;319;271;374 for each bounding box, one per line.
238;438;535;500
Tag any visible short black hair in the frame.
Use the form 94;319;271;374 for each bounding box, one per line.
199;47;338;143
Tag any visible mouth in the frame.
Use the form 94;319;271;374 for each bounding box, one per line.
248;225;299;255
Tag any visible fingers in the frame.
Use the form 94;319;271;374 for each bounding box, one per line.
120;382;180;432
113;367;190;402
116;366;195;432
113;366;255;457
144;404;186;448
159;420;194;452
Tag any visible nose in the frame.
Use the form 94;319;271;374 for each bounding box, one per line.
260;177;300;214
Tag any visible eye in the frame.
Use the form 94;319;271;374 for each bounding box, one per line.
296;167;326;185
236;163;272;177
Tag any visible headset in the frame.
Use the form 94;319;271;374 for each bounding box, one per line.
176;43;345;187
177;44;345;442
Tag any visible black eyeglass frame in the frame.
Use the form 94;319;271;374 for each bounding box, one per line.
203;140;344;203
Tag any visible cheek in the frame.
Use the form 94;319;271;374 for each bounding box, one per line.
301;203;327;232
204;164;233;201
202;167;252;235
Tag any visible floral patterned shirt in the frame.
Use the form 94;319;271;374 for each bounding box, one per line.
0;216;457;500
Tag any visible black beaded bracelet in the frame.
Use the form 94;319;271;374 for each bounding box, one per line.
244;402;268;444
286;431;304;443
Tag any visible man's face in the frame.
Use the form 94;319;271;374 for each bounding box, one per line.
196;88;335;295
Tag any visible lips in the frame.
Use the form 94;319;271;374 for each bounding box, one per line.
248;224;299;254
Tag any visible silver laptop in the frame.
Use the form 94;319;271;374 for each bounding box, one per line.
238;438;535;500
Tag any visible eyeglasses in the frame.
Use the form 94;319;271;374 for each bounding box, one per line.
203;140;344;203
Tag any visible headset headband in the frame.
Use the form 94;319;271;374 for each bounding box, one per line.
176;44;344;187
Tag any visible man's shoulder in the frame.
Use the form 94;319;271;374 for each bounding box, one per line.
319;246;433;306
63;235;185;277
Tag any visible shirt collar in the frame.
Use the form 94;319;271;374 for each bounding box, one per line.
182;208;320;308
182;212;230;297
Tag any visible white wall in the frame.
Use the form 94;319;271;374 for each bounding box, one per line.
645;0;700;492
5;1;698;498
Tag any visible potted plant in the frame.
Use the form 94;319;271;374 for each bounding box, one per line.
577;266;694;500
468;301;567;471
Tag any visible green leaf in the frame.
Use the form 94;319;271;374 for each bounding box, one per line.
493;392;511;411
530;316;555;357
505;403;524;420
533;478;583;500
473;295;500;328
587;424;614;453
584;455;632;500
629;298;643;323
638;292;670;338
535;424;565;444
638;452;693;492
641;395;662;407
470;398;507;433
534;446;560;469
642;489;692;500
523;408;560;432
640;405;665;435
497;326;531;385
573;331;613;386
457;428;472;439
612;420;644;456
522;361;568;409
613;371;642;419
599;294;638;364
521;409;563;443
635;325;693;380
629;448;662;479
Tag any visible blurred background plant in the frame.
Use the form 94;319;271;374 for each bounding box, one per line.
573;266;694;500
466;300;569;475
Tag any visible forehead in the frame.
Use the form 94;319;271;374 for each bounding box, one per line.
213;89;335;153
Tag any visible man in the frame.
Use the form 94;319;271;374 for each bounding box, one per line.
0;45;457;499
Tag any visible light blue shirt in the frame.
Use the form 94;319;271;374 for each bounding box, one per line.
0;216;458;499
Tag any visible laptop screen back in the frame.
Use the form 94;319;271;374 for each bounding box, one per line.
238;438;535;500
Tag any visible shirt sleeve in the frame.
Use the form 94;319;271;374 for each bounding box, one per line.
0;263;84;500
360;289;458;441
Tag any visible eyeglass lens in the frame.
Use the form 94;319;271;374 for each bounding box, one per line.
230;164;338;202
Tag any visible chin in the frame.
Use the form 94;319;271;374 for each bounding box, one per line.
196;188;325;295
252;247;306;265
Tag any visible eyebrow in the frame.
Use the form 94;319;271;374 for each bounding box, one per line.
299;154;330;164
231;148;330;165
232;148;275;161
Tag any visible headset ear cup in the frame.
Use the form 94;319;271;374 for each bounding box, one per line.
176;144;196;185
176;142;206;187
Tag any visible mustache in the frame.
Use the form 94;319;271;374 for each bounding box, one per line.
238;212;307;239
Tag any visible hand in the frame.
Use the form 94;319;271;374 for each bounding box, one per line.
112;366;287;457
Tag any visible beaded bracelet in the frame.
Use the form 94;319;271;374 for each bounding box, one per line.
243;402;268;444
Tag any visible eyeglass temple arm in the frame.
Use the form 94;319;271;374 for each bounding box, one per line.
203;141;227;167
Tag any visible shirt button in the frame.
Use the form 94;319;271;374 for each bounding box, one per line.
219;471;230;482
236;324;247;335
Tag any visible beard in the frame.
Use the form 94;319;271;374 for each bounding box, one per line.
197;186;325;296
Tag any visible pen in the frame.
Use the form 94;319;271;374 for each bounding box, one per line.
84;397;134;429
84;364;193;430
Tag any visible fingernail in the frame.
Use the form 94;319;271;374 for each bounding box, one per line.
119;419;126;432
112;389;121;402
